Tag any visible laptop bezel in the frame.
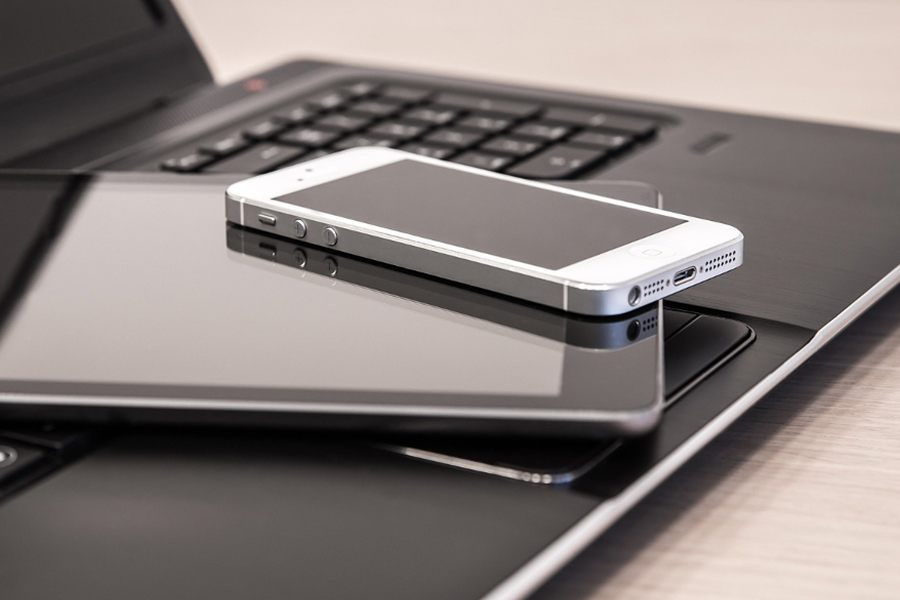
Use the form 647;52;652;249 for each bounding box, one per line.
0;0;211;166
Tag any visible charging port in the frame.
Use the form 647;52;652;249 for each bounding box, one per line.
673;266;697;286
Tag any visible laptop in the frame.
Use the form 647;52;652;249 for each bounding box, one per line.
2;1;899;599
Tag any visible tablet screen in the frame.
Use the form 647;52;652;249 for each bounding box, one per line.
0;173;662;430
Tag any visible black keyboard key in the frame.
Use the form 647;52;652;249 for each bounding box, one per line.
278;127;342;147
342;82;379;97
243;119;287;140
543;106;612;127
399;143;456;159
316;113;371;132
333;135;396;150
568;131;632;150
456;114;512;133
402;107;458;126
0;439;47;487
273;104;317;124
452;152;513;172
381;85;432;103
511;122;570;141
433;93;540;118
204;144;306;174
369;122;425;141
592;115;659;138
160;152;216;172
546;108;658;137
425;129;484;148
505;145;606;179
346;100;404;118
480;136;542;157
198;133;251;157
304;90;347;111
279;150;329;168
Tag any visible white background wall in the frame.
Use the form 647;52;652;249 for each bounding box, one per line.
173;0;900;132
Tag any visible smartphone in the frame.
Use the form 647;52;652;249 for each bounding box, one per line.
376;434;621;486
225;147;743;316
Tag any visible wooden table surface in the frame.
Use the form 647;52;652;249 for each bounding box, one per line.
174;1;900;597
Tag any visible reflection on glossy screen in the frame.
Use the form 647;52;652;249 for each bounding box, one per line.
0;180;564;395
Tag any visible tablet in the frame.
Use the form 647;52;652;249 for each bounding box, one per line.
0;172;664;436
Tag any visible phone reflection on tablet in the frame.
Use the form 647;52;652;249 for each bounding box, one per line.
226;223;665;436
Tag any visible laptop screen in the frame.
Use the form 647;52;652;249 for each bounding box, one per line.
0;0;209;168
0;0;160;82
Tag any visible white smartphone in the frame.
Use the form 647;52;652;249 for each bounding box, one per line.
225;147;743;315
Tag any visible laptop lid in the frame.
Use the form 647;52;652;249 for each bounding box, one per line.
0;0;211;166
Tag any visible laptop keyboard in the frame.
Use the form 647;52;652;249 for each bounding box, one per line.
159;80;661;179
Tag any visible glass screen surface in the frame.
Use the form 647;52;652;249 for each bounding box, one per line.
0;174;661;414
276;160;685;270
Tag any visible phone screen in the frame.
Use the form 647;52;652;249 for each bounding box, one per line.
275;159;684;270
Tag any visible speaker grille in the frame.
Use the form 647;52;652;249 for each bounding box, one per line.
641;314;658;332
703;250;737;274
642;278;666;299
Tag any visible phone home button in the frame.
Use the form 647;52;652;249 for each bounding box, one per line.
629;244;675;259
323;226;338;247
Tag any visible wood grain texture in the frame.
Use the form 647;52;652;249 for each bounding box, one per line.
172;1;900;596
533;289;900;599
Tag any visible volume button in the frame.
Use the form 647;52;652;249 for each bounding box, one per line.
323;226;338;247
